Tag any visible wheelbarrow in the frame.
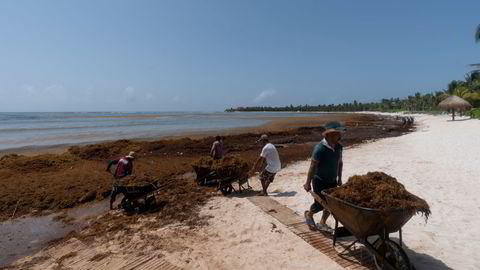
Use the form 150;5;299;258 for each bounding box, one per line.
116;182;158;213
316;190;415;270
192;165;251;195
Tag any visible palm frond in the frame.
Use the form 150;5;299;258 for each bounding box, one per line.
476;24;480;43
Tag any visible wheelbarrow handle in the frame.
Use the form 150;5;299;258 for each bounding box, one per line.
309;191;328;209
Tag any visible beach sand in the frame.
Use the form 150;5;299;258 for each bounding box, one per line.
246;114;479;270
10;113;478;270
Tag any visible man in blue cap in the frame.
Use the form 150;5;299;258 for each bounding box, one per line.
303;122;345;232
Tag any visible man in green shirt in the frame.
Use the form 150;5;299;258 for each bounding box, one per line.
304;122;345;232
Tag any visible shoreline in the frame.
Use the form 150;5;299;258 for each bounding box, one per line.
0;113;374;157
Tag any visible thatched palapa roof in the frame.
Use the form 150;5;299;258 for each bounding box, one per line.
438;95;472;110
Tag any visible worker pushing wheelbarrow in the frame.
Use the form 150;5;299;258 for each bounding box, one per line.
192;156;251;195
308;172;431;270
106;152;162;213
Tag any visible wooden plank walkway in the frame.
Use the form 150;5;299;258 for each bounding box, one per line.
64;253;182;270
248;196;376;270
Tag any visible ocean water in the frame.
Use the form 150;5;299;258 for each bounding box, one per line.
0;112;315;151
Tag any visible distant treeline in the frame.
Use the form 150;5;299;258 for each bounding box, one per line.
226;72;480;113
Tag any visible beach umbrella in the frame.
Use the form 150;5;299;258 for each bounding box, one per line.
438;95;472;120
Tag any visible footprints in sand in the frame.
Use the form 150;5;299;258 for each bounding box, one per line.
270;222;283;234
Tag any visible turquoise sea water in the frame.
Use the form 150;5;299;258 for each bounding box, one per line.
0;112;316;151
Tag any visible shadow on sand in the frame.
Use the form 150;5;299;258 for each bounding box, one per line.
225;189;261;198
402;244;453;270
446;118;472;122
271;191;297;197
328;235;452;270
225;189;298;199
387;237;453;270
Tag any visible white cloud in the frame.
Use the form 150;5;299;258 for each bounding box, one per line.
22;84;35;94
124;86;135;94
122;86;136;103
253;89;276;103
145;93;154;100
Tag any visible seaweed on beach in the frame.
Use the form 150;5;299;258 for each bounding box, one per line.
0;114;410;222
118;174;159;187
68;140;143;160
3;153;77;173
329;172;431;220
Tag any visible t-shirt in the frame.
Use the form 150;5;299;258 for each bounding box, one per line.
260;143;281;173
311;140;343;183
211;140;224;159
113;157;133;178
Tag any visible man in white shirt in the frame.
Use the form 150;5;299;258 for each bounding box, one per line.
249;134;281;196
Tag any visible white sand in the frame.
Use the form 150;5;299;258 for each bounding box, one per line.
163;197;344;270
12;114;479;270
256;114;480;270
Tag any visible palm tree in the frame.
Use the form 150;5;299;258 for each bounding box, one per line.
471;24;480;72
476;24;480;43
446;80;462;95
452;85;480;103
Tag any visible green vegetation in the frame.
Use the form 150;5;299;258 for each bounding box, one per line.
227;24;480;114
226;72;480;112
468;108;480;119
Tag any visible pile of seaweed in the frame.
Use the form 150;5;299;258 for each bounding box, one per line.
329;172;431;220
1;153;77;173
192;156;249;179
118;174;159;187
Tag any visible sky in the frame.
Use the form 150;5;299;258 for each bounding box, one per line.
0;1;479;112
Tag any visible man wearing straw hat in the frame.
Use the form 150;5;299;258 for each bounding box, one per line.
106;151;136;210
304;122;345;232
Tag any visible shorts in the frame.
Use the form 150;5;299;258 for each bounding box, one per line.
260;170;276;183
310;178;337;213
313;179;337;200
111;176;126;198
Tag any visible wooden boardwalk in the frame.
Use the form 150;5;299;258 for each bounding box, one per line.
248;196;376;270
55;251;182;270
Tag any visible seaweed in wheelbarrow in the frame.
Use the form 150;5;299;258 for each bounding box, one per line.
191;156;250;194
191;156;249;180
330;171;430;220
322;172;430;270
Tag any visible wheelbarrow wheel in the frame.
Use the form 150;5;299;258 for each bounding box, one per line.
373;238;411;270
220;184;233;195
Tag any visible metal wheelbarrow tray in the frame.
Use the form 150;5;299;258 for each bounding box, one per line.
321;189;415;270
117;182;158;213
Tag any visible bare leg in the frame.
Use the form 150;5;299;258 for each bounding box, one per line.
263;180;270;196
110;197;115;210
259;179;265;194
260;179;269;196
319;210;330;225
110;190;117;210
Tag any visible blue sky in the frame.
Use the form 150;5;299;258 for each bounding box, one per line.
0;1;479;112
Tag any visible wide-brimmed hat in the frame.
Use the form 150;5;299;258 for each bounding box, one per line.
126;151;135;159
322;121;346;136
256;134;269;143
